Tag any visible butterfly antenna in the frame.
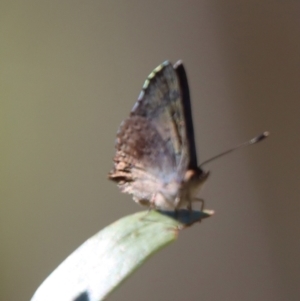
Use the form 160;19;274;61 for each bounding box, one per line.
200;131;270;167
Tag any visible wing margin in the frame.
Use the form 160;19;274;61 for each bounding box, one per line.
174;61;198;170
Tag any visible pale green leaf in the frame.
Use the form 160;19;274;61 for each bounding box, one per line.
31;209;213;301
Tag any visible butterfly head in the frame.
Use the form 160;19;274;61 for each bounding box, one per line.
183;167;210;189
177;167;210;206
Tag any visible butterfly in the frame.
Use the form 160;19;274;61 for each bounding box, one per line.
109;60;209;211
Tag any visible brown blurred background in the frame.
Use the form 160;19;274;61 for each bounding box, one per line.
1;1;299;301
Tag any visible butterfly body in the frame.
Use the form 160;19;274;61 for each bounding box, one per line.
109;60;209;210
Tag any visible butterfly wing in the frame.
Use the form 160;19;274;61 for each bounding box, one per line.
109;114;177;206
173;61;198;170
130;61;198;173
109;61;201;208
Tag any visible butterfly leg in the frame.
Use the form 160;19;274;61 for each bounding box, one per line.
149;192;158;210
192;197;205;211
174;196;183;219
139;194;157;221
174;208;179;219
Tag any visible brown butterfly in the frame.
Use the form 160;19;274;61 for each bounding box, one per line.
109;60;268;211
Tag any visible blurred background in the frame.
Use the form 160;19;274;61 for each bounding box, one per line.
1;1;299;300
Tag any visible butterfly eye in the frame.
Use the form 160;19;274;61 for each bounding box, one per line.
183;170;196;182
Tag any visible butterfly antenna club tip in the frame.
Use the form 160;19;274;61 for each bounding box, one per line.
250;131;270;144
200;131;270;167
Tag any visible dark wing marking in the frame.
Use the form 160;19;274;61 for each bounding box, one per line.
174;61;198;169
